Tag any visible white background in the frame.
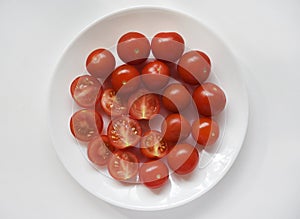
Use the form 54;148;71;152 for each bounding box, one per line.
0;0;299;218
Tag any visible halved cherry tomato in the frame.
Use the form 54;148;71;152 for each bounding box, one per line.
87;135;115;166
107;116;142;149
191;117;220;146
99;88;127;117
139;160;169;189
70;75;102;108
108;150;139;181
140;130;168;159
70;109;103;142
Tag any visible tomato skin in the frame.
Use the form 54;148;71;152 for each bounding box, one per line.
87;135;115;166
151;32;185;62
108;150;139;182
111;64;140;94
141;60;170;90
99;88;127;117
70;75;102;108
140;130;168;159
192;82;226;116
139;160;169;189
86;49;116;78
107;116;142;149
162;83;191;112
70;109;103;142
191;117;220;146
167;143;199;175
117;32;150;65
161;113;191;143
177;50;211;85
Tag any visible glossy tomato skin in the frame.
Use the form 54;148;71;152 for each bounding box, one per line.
139;160;169;189
140;130;168;159
99;88;127;117
167;143;199;175
70;109;103;142
162;83;191;112
86;49;116;78
191;117;220;146
70;75;102;108
107;116;142;149
141;60;170;90
117;32;150;65
151;32;185;62
192;82;226;116
111;64;140;94
108;150;139;182
177;50;211;85
161;113;191;143
87;135;115;166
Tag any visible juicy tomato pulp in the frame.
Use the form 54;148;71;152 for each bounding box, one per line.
140;130;168;159
107;116;142;149
99;88;127;117
192;117;220;146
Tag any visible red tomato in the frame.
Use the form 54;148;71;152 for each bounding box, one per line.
139;160;169;189
151;32;185;62
162;83;191;112
141;60;170;90
192;82;226;116
87;135;115;166
108;150;139;181
117;32;150;65
107;116;142;149
177;50;211;85
70;75;102;108
99;88;127;117
140;130;168;159
86;49;116;78
161;113;191;143
70;109;103;142
191;117;220;146
111;64;140;94
129;93;160;120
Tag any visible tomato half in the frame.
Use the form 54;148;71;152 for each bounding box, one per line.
70;109;103;142
192;82;226;116
191;117;220;146
140;130;168;159
107;116;142;149
117;32;150;65
139;160;169;189
70;75;102;108
87;135;115;166
99;88;127;117
108;150;139;181
167;143;199;175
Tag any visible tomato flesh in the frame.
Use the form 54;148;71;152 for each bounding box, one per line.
100;88;127;117
140;130;168;159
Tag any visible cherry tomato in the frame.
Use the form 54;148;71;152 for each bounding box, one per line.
111;64;140;94
151;32;185;62
129;93;160;120
177;50;211;85
139;160;169;189
167;143;199;175
117;32;150;65
108;150;139;181
140;130;168;159
87;135;115;166
161;113;191;143
70;75;102;108
141;60;170;90
99;88;127;117
191;117;220;146
162;83;191;112
70;109;103;142
86;49;116;78
107;116;142;149
192;82;226;116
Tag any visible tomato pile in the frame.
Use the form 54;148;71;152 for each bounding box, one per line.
69;32;226;189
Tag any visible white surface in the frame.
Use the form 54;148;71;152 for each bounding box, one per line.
0;0;299;218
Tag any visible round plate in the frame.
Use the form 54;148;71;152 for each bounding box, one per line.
48;6;248;211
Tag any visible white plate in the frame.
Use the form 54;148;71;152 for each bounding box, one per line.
48;6;249;211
